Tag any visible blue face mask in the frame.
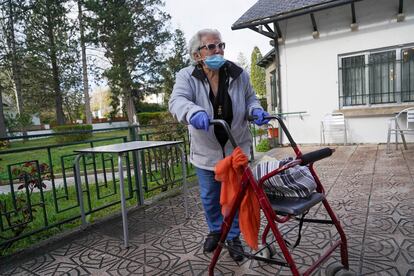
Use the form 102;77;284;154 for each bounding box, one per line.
204;54;226;70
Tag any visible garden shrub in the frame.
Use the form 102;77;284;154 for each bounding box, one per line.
256;128;267;137
259;98;268;111
0;140;10;149
256;138;271;152
52;124;93;143
152;112;186;140
138;112;167;125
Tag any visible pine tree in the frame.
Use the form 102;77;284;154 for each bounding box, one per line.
250;46;266;98
85;0;171;125
161;28;189;106
24;0;82;125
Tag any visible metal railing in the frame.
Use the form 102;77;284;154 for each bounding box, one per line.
338;57;414;107
0;123;194;255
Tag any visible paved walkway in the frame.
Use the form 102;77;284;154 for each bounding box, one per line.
1;144;414;275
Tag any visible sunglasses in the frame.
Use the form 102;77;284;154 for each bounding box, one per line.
198;42;226;51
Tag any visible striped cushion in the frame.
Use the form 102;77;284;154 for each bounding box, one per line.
253;158;316;198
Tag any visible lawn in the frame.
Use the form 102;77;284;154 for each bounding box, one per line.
0;129;135;181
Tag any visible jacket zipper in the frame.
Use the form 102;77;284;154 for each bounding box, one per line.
204;79;226;159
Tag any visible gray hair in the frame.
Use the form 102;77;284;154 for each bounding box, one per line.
188;29;222;65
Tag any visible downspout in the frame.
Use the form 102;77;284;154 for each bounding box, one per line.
273;24;283;145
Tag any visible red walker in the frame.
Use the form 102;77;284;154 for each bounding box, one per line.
208;116;355;276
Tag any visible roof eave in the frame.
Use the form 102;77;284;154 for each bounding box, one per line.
232;0;363;30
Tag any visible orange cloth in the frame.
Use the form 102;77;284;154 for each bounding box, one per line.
214;146;260;250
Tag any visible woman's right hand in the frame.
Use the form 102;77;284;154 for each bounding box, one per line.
189;111;210;131
252;109;270;126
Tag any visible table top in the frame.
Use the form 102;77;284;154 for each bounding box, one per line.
74;140;183;154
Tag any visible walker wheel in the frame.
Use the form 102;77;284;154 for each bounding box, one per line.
256;244;271;259
268;243;277;257
256;243;276;259
326;262;344;276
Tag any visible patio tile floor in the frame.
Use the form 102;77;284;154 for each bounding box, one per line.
1;144;414;275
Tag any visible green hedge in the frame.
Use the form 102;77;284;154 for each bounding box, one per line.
138;112;172;125
52;124;93;143
136;102;166;112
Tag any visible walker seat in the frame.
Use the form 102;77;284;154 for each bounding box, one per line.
268;192;325;216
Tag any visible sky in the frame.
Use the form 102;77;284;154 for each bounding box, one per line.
163;0;272;64
90;0;271;92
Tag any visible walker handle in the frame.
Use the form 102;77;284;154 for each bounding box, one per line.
300;148;335;166
209;119;238;148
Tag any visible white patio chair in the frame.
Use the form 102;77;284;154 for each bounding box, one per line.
386;107;414;153
320;113;347;145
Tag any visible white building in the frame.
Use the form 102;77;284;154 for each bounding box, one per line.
233;0;414;144
143;92;164;105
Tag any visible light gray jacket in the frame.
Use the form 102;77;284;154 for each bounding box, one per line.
168;61;264;170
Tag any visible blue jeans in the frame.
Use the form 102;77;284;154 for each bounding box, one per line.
196;167;240;240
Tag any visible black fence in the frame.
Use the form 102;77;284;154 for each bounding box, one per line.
0;123;193;256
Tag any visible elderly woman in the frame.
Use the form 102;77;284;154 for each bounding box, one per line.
168;29;269;261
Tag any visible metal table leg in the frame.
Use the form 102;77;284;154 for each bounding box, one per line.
177;144;188;218
118;153;129;248
135;150;145;205
74;154;86;226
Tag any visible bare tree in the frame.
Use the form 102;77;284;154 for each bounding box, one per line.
78;0;92;124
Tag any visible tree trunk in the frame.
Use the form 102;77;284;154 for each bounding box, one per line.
125;91;138;125
78;0;92;124
46;4;65;125
7;0;27;136
63;98;74;123
0;85;8;138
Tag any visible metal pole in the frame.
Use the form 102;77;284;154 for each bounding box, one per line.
74;154;86;226
118;153;129;248
273;29;283;146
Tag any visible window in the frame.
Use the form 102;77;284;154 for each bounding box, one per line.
339;45;414;107
369;51;396;104
402;48;414;102
341;55;365;106
270;70;278;111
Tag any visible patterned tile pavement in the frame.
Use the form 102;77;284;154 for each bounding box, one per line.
1;144;414;275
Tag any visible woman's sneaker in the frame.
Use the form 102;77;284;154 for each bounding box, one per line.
203;231;221;253
226;237;244;262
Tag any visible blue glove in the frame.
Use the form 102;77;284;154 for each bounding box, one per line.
252;109;270;126
189;111;210;131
